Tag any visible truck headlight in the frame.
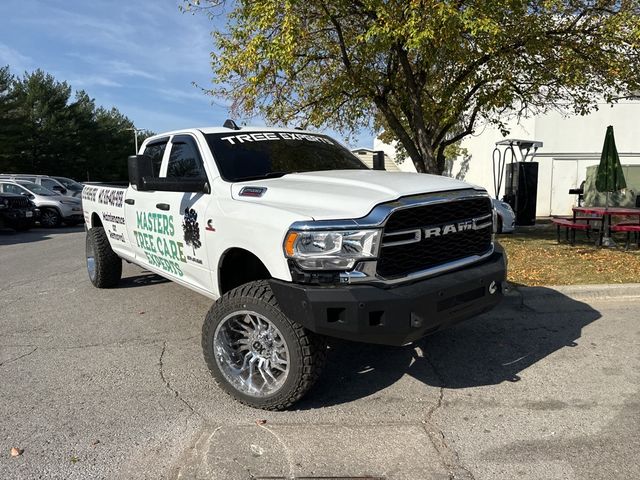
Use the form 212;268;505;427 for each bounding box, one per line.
284;229;381;270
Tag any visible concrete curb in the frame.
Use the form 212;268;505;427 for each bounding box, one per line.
508;283;640;302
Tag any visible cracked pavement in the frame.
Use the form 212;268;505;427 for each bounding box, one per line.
1;228;639;479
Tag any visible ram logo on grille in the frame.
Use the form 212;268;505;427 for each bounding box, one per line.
383;214;492;247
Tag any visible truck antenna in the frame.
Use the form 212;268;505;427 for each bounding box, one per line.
223;119;241;130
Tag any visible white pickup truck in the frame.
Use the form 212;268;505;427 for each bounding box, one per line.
82;123;506;410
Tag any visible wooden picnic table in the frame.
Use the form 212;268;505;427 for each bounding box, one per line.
572;206;640;218
572;206;640;247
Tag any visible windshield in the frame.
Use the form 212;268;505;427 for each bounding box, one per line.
205;131;368;182
17;181;57;196
54;177;83;190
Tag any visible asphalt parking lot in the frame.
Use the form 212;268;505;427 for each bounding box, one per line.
1;227;639;480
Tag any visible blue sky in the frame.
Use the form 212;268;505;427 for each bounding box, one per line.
0;0;374;148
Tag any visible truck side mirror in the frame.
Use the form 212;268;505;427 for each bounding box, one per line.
128;155;154;190
52;185;67;195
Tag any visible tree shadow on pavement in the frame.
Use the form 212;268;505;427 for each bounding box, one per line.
296;288;602;410
0;225;85;246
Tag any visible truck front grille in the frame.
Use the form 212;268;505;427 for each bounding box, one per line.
377;197;493;278
7;197;30;209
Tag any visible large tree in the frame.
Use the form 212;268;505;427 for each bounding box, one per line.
185;0;640;174
0;66;152;181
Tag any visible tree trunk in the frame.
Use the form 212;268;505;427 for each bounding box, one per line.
373;95;442;175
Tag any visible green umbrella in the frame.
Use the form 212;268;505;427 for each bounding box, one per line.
596;125;626;193
596;125;626;247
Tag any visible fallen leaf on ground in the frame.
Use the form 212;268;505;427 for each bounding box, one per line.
10;447;23;457
255;419;267;425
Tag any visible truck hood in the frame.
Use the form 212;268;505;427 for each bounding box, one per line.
230;170;481;220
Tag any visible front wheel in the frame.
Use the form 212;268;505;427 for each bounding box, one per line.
86;227;122;288
202;280;326;410
40;208;61;228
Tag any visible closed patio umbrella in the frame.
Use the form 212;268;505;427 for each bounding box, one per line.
596;125;627;246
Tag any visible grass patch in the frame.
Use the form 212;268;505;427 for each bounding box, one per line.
499;222;640;286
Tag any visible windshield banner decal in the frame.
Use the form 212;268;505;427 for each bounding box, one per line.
219;132;333;145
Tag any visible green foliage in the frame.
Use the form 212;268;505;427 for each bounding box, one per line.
0;66;150;181
186;0;640;174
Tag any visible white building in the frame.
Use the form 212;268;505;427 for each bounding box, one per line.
351;147;401;172
374;101;640;216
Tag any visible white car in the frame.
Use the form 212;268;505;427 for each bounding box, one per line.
0;180;83;227
0;174;77;197
492;198;516;233
82;124;507;409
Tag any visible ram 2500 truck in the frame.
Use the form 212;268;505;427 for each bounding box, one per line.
82;124;506;410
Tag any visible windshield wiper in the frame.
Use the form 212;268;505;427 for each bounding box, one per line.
236;171;290;182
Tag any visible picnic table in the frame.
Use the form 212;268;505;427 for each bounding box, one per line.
573;206;640;248
552;206;640;247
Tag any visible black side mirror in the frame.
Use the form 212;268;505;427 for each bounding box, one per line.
128;154;154;190
52;186;67;194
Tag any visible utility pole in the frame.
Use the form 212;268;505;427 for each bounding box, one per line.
128;127;141;153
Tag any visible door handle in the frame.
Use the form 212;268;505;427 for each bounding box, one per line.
156;203;170;211
124;198;135;205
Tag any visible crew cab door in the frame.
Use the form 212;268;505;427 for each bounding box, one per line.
126;134;214;294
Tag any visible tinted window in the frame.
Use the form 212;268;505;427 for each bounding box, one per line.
17;181;56;196
205;131;367;182
41;178;59;189
166;138;206;179
54;177;83;191
142;141;168;177
1;183;24;195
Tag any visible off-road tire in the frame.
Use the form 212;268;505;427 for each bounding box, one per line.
40;208;61;228
86;227;122;288
202;280;327;410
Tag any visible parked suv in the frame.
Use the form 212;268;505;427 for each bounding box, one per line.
0;174;77;197
0;192;38;231
52;176;84;197
0;180;83;227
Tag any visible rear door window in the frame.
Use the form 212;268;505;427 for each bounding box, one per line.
165;136;207;179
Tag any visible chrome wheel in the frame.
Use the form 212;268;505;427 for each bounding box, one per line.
213;310;290;397
86;240;96;281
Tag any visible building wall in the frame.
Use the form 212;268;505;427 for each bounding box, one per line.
352;148;402;172
375;101;640;216
371;139;418;173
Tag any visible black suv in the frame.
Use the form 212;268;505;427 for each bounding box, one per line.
0;193;38;231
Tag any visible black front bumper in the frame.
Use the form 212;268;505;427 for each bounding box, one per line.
270;247;506;346
0;209;37;226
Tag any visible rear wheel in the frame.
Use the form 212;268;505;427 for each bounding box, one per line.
86;227;122;288
40;208;61;228
202;280;326;410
